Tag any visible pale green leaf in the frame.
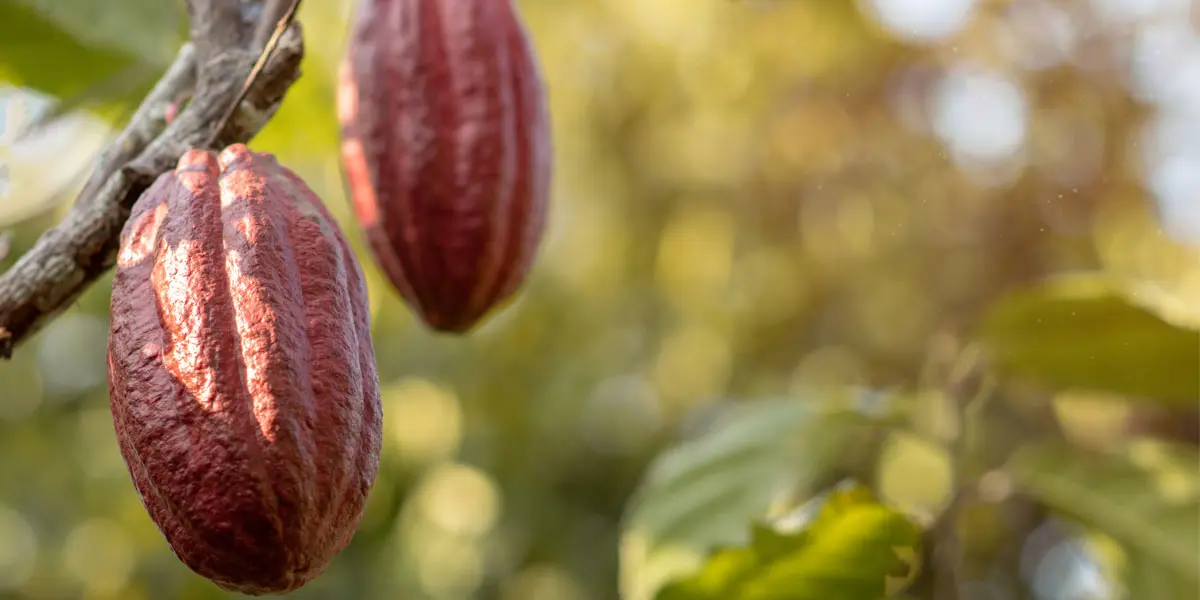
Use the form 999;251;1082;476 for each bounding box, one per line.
981;273;1200;405
1007;441;1200;585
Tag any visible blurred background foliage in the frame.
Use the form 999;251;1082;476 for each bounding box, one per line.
0;0;1198;599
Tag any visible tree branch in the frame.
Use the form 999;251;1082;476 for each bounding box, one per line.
254;0;298;50
0;0;305;358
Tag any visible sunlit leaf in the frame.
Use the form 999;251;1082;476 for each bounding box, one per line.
655;483;922;600
981;273;1200;405
1007;441;1200;586
619;392;882;600
1094;198;1200;332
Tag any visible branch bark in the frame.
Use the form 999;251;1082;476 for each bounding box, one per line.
0;0;305;358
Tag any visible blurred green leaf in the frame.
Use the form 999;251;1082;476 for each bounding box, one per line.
18;0;183;60
619;393;881;600
981;273;1200;405
1121;279;1200;333
0;0;181;123
654;483;922;600
1125;554;1196;600
1007;441;1200;586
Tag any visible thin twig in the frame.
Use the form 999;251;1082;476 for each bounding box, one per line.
253;0;298;49
213;0;303;137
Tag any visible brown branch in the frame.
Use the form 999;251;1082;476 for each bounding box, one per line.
0;0;306;359
253;0;298;49
214;0;303;136
186;0;252;69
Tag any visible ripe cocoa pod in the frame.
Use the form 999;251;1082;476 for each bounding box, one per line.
337;0;552;333
106;144;384;595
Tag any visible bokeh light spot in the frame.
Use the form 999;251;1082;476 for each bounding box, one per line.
502;563;591;600
581;375;663;457
861;0;977;43
876;432;953;524
382;378;463;467
655;207;735;311
63;518;136;595
414;463;503;537
652;326;732;412
931;66;1029;164
35;313;109;400
0;505;37;590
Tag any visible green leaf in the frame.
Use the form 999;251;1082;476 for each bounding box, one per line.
1007;441;1200;586
619;392;881;600
981;273;1200;405
17;0;183;60
0;0;181;122
1125;554;1196;600
655;483;922;600
1092;198;1200;332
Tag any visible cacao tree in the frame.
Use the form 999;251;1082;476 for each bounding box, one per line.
0;0;1196;599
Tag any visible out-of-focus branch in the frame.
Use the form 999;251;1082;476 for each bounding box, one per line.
910;340;997;600
0;0;305;358
254;0;299;49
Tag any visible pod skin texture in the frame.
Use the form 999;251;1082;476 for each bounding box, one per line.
106;145;383;595
338;0;552;333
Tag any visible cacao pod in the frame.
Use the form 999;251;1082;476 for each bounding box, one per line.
107;144;384;595
337;0;553;333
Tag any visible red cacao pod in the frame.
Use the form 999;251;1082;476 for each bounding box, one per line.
337;0;552;333
106;144;383;595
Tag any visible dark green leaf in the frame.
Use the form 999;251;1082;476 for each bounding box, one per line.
981;273;1200;404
